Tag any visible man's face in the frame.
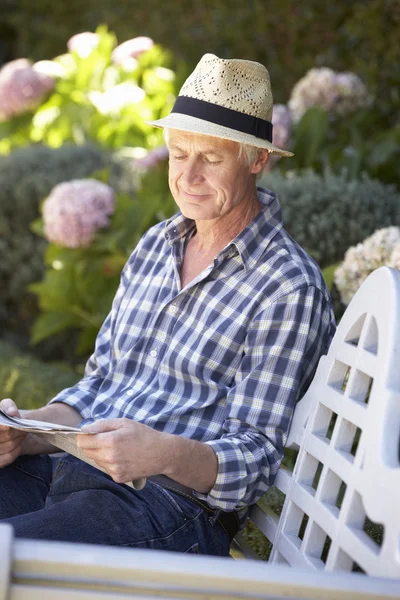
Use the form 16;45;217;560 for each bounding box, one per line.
167;130;264;222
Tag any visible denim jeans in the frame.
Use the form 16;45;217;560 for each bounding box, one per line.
0;454;230;555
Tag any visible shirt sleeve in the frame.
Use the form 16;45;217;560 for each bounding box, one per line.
48;259;133;419
194;284;334;512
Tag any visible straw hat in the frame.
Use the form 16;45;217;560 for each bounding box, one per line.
147;53;293;157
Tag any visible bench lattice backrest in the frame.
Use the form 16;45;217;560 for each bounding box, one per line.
248;266;400;577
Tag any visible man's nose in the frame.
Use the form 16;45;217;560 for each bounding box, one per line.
181;159;203;185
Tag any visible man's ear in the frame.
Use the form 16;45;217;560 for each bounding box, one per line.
250;150;270;174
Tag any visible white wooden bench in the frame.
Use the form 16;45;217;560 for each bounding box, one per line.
1;266;400;599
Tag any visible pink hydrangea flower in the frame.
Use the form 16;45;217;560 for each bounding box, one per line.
266;104;293;170
288;67;370;122
67;32;100;58
132;145;169;170
112;37;154;65
0;59;54;121
271;104;292;150
43;180;115;248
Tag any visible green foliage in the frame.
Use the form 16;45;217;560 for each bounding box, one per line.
0;143;109;334
0;26;177;154
2;1;398;130
0;340;79;410
281;105;400;188
0;26;178;353
289;108;330;171
29;163;176;355
259;170;400;268
321;263;339;292
363;124;400;188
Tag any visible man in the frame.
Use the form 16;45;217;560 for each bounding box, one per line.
0;54;335;555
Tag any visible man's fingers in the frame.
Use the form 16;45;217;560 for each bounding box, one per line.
0;429;25;443
0;398;20;417
77;430;118;451
0;449;20;468
81;419;122;435
0;437;23;453
0;400;25;468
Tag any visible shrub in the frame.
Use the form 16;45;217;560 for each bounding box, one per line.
2;2;398;130
0;143;109;333
259;170;400;268
334;227;400;305
29;161;175;357
0;27;177;155
0;340;79;410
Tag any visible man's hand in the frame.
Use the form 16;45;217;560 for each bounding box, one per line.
76;418;218;493
77;418;167;484
0;398;83;460
0;398;27;467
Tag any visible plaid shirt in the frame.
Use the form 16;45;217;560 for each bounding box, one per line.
51;187;335;521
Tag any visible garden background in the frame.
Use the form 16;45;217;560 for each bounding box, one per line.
0;0;399;558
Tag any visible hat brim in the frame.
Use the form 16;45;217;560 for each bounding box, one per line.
146;113;294;157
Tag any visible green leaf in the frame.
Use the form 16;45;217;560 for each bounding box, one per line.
366;138;400;168
90;167;111;184
76;326;98;355
291;107;329;170
29;266;77;310
322;263;340;291
30;312;81;344
30;218;45;237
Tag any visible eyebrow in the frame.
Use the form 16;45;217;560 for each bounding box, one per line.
168;144;224;158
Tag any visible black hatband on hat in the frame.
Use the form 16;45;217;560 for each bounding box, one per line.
171;96;273;142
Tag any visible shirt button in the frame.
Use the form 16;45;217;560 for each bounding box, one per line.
126;390;134;397
150;349;157;358
169;305;178;314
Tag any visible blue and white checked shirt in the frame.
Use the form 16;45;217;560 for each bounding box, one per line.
51;187;335;521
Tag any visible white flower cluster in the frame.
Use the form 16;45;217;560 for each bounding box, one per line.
0;59;54;122
334;227;400;305
112;36;154;68
43;180;115;248
67;32;100;58
334;72;371;116
67;32;153;69
288;67;370;122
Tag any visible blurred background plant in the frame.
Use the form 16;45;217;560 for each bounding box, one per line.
0;143;108;350
0;26;179;154
334;227;400;305
30;163;175;356
0;25;178;362
1;0;398;184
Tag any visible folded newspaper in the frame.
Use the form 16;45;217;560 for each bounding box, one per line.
0;409;146;490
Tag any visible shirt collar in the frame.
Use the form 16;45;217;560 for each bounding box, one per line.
164;187;283;270
164;213;195;245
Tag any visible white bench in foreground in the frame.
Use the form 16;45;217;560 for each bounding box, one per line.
1;266;400;600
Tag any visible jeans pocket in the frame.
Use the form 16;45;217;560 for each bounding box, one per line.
48;458;66;491
184;542;200;554
154;484;202;520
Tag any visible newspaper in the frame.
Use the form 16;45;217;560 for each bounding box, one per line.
0;409;146;490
